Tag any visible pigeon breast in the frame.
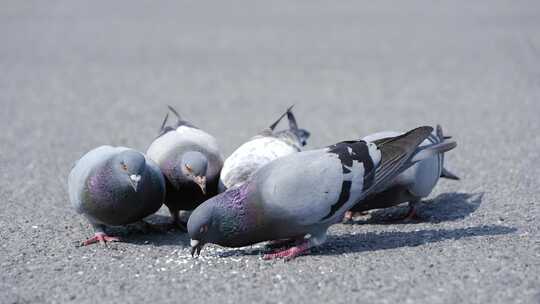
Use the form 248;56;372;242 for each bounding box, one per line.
68;146;165;226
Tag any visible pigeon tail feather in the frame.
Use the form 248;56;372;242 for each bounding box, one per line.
434;124;459;180
366;126;434;195
410;140;457;163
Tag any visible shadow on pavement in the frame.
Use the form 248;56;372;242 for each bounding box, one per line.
346;192;483;225
124;232;190;247
223;224;515;258
313;224;516;256
92;193;490;251
100;214;190;247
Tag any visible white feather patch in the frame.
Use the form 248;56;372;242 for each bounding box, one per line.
220;137;298;189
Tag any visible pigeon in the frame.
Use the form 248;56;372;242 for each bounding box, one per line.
188;126;455;260
68;146;166;245
344;125;458;221
146;106;223;230
218;105;310;192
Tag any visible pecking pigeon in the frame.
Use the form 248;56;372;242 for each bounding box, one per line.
344;125;458;221
146;106;223;229
68;146;166;245
218;105;310;192
187;126;454;260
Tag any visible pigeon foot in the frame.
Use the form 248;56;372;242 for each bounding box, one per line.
81;232;119;246
343;211;354;222
263;241;310;261
343;211;369;222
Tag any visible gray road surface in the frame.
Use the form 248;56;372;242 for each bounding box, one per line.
1;1;539;303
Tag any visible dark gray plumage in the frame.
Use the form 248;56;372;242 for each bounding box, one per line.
68;146;165;245
345;125;458;221
188;126;438;260
146;106;223;229
218;106;310;192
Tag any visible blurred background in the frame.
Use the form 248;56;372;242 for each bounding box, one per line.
1;1;539;303
3;1;539;154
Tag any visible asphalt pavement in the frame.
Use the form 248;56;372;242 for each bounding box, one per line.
1;1;539;303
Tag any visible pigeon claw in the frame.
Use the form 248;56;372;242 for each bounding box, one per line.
343;211;369;222
81;232;119;246
343;211;354;222
263;242;310;261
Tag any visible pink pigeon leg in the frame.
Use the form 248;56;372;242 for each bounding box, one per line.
343;211;354;222
263;241;311;261
263;233;327;261
81;232;119;246
343;210;370;222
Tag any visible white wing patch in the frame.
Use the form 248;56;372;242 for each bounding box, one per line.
220;137;298;189
367;142;382;167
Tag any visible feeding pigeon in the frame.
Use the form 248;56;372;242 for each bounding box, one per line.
68;146;166;245
344;125;459;221
146;106;223;230
188;126;455;260
218;105;310;192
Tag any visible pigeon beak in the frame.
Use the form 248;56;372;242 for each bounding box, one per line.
190;239;203;257
194;176;206;195
129;174;141;192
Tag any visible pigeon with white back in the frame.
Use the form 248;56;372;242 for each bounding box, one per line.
68;146;166;245
146;106;223;230
218;105;310;192
188;126;455;260
344;125;458;221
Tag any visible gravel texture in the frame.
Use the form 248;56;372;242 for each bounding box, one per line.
1;1;539;303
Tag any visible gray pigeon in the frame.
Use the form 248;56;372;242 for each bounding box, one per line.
188;126;454;260
344;125;458;221
146;106;223;230
68;146;166;245
218;105;310;192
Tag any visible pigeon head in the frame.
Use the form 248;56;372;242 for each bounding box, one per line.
114;150;146;192
274;109;311;147
180;151;208;194
293;128;311;146
187;200;215;257
285;108;310;146
188;184;252;256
